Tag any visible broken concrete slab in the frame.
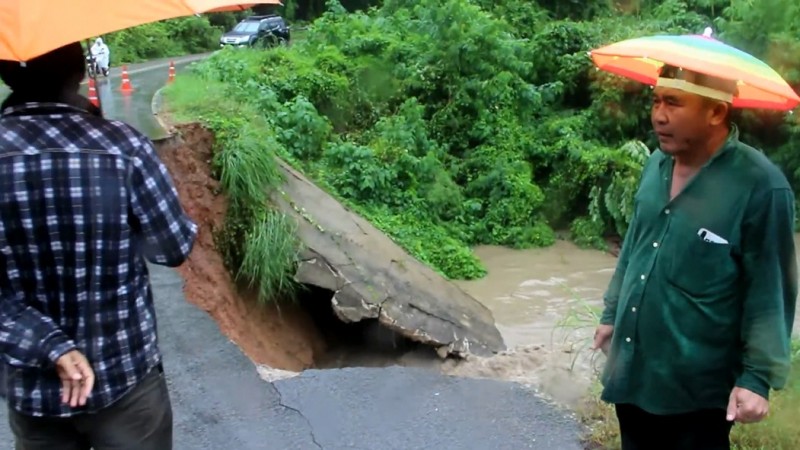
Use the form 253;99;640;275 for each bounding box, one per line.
272;159;506;357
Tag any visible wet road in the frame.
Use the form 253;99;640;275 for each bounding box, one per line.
0;54;207;140
0;57;587;448
83;55;208;139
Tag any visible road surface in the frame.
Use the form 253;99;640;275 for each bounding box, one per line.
0;55;587;449
85;55;209;140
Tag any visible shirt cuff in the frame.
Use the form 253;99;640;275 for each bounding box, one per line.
736;371;771;401
600;307;617;326
44;335;78;367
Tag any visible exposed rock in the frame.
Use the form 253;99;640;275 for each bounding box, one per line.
272;159;506;357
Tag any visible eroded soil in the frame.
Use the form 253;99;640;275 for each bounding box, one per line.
156;123;327;372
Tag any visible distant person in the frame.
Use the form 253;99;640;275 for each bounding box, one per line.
90;37;110;77
592;64;797;450
0;42;197;450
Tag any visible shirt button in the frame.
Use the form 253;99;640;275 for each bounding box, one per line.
665;209;670;215
626;337;632;343
632;307;637;312
652;242;659;248
640;274;645;280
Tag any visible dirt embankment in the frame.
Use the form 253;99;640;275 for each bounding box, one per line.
155;123;327;372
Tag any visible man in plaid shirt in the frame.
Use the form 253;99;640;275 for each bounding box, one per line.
0;42;197;449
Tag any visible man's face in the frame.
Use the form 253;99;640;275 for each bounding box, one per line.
651;86;717;155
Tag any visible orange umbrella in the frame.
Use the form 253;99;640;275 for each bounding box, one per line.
590;34;800;111
0;0;283;62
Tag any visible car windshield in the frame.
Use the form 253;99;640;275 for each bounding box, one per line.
233;22;259;33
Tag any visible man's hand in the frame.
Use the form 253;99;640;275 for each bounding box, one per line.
55;350;95;408
591;324;614;355
727;387;769;423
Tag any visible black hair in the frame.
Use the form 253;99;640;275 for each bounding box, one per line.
0;42;86;105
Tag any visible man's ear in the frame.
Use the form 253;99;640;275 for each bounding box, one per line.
708;100;730;127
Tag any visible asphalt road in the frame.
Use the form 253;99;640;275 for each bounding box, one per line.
0;55;587;449
85;55;209;140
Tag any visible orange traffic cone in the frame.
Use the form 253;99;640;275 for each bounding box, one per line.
120;65;133;92
87;78;99;107
168;61;176;83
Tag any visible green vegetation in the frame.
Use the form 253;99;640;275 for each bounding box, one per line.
165;77;300;304
103;16;223;64
164;2;800;446
97;1;325;65
164;0;800;284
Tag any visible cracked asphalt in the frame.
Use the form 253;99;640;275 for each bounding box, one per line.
0;57;587;449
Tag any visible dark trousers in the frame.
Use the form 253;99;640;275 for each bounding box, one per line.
615;403;733;450
8;365;172;450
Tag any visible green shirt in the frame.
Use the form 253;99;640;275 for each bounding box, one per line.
600;127;798;415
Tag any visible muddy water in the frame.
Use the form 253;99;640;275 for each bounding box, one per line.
455;241;615;349
444;240;616;408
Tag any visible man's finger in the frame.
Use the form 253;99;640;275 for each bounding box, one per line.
726;392;738;422
739;405;765;424
591;336;602;351
77;361;95;406
61;379;73;405
69;379;81;407
61;355;84;381
600;339;611;355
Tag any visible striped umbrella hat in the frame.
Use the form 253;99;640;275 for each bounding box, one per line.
589;33;800;111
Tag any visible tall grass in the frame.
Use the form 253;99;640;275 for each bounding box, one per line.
238;208;300;304
163;74;301;305
550;284;604;373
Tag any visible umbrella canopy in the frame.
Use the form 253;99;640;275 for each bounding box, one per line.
0;0;283;62
590;34;800;111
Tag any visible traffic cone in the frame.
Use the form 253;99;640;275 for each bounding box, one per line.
87;78;99;107
120;65;133;92
168;61;176;83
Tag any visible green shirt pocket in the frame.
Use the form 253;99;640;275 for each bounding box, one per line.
664;218;739;298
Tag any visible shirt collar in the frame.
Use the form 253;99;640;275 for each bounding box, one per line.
1;102;88;117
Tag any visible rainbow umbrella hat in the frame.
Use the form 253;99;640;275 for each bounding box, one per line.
589;33;800;111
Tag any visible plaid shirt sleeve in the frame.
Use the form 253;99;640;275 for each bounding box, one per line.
0;292;76;369
128;137;197;267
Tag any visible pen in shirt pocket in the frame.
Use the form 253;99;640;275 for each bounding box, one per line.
697;228;728;244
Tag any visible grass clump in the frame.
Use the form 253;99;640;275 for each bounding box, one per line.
163;74;301;305
237;207;300;304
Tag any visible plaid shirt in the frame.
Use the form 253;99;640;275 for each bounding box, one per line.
0;102;197;417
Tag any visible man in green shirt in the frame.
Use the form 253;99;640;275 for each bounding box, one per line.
592;64;798;450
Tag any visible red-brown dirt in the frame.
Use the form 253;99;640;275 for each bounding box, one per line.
155;123;327;372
